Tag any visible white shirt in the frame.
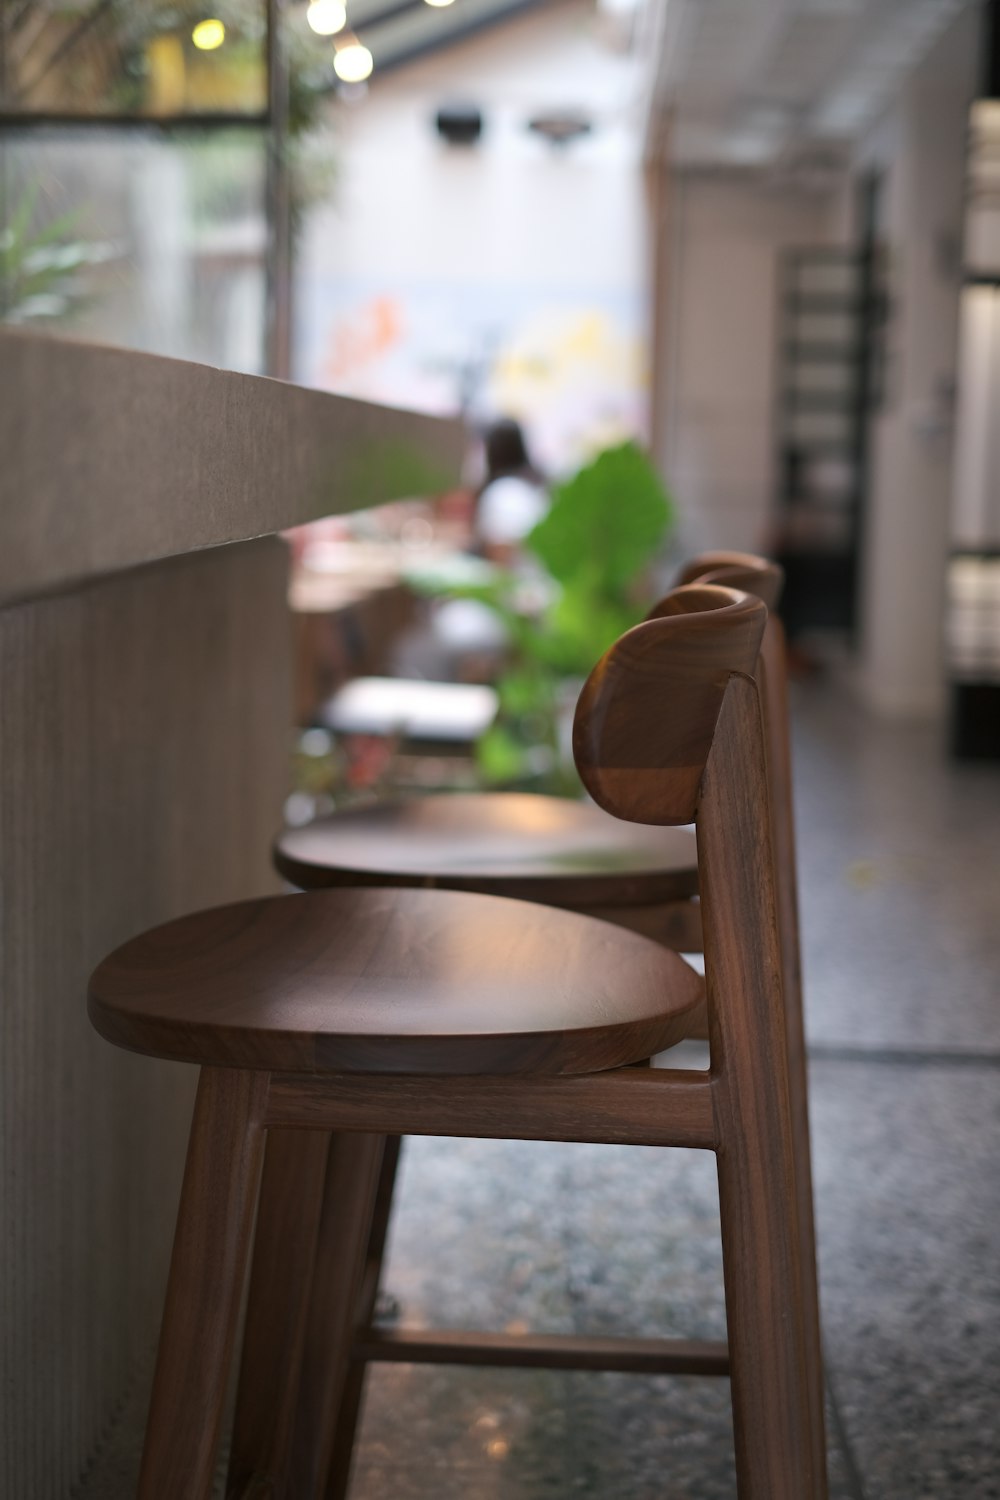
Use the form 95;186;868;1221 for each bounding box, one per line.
476;476;548;546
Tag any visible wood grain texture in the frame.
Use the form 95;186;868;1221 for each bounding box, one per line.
673;560;826;1478
573;584;767;825
274;793;699;906
0;539;290;1500
759;616;828;1482
577;896;704;951
0;328;464;606
88;886;705;1075
675;559;823;1461
138;1069;268;1500
264;1067;715;1148
287;1133;389;1500
319;1134;404;1500
227;1130;333;1500
358;1327;730;1376
673;549;784;612
699;673;824;1498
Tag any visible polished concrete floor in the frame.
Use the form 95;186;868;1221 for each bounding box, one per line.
75;682;1000;1499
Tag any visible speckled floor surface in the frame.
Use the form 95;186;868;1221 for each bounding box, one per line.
74;683;1000;1499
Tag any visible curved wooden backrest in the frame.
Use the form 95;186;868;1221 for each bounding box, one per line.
670;549;784;613
573;584;767;826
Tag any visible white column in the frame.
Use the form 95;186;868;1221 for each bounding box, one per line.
855;10;979;717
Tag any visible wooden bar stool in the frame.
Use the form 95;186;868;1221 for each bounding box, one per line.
262;552;825;1491
274;552;783;955
89;584;827;1500
248;561;822;1494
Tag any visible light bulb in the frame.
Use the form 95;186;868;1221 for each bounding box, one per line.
424;0;456;7
191;17;225;49
333;40;373;82
307;0;347;36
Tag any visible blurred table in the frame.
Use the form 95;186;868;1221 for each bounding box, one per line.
322;676;498;746
287;522;492;726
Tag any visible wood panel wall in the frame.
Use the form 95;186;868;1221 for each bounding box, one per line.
0;538;291;1498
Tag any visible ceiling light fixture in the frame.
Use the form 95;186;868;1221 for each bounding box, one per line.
334;35;374;83
307;0;347;36
425;0;457;8
527;111;592;146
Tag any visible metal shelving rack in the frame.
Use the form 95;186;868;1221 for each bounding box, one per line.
774;247;867;638
774;190;884;643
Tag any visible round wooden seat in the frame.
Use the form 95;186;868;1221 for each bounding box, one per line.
88;887;704;1076
274;793;699;907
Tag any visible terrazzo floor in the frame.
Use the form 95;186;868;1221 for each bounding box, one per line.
74;682;1000;1499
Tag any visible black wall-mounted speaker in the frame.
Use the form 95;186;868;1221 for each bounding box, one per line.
435;105;484;145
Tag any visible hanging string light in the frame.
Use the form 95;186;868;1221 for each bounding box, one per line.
191;18;226;49
333;34;374;82
307;0;348;36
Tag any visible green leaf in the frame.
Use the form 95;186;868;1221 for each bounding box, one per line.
7;182;39;250
526;441;674;597
530;585;640;676
476;724;529;784
497;668;552;718
411;438;677;794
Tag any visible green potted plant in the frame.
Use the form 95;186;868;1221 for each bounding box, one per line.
0;184;114;325
419;439;676;792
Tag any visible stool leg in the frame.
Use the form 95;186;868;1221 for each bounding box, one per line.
285;1131;391;1498
761;622;828;1483
716;1128;815;1498
326;1134;403;1500
138;1067;268;1500
700;676;825;1499
783;984;828;1486
227;1128;333;1499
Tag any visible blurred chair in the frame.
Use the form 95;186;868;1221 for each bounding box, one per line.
274;552;783;959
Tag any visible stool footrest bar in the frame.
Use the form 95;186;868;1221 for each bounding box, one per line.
266;1068;716;1149
357;1327;730;1376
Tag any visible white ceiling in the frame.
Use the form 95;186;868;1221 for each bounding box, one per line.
639;0;977;168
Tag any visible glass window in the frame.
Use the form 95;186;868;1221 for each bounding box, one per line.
0;2;268;120
0;128;268;371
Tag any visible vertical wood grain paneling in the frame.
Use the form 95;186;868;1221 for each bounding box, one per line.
0;538;291;1499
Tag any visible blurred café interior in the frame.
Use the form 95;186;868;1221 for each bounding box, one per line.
1;0;999;1496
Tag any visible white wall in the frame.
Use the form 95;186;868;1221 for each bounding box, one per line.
658;173;835;555
656;5;979;714
852;6;979;718
296;0;649;471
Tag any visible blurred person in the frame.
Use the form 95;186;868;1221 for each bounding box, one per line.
474;417;549;564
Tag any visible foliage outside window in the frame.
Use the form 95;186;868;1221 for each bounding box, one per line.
1;1;267;118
